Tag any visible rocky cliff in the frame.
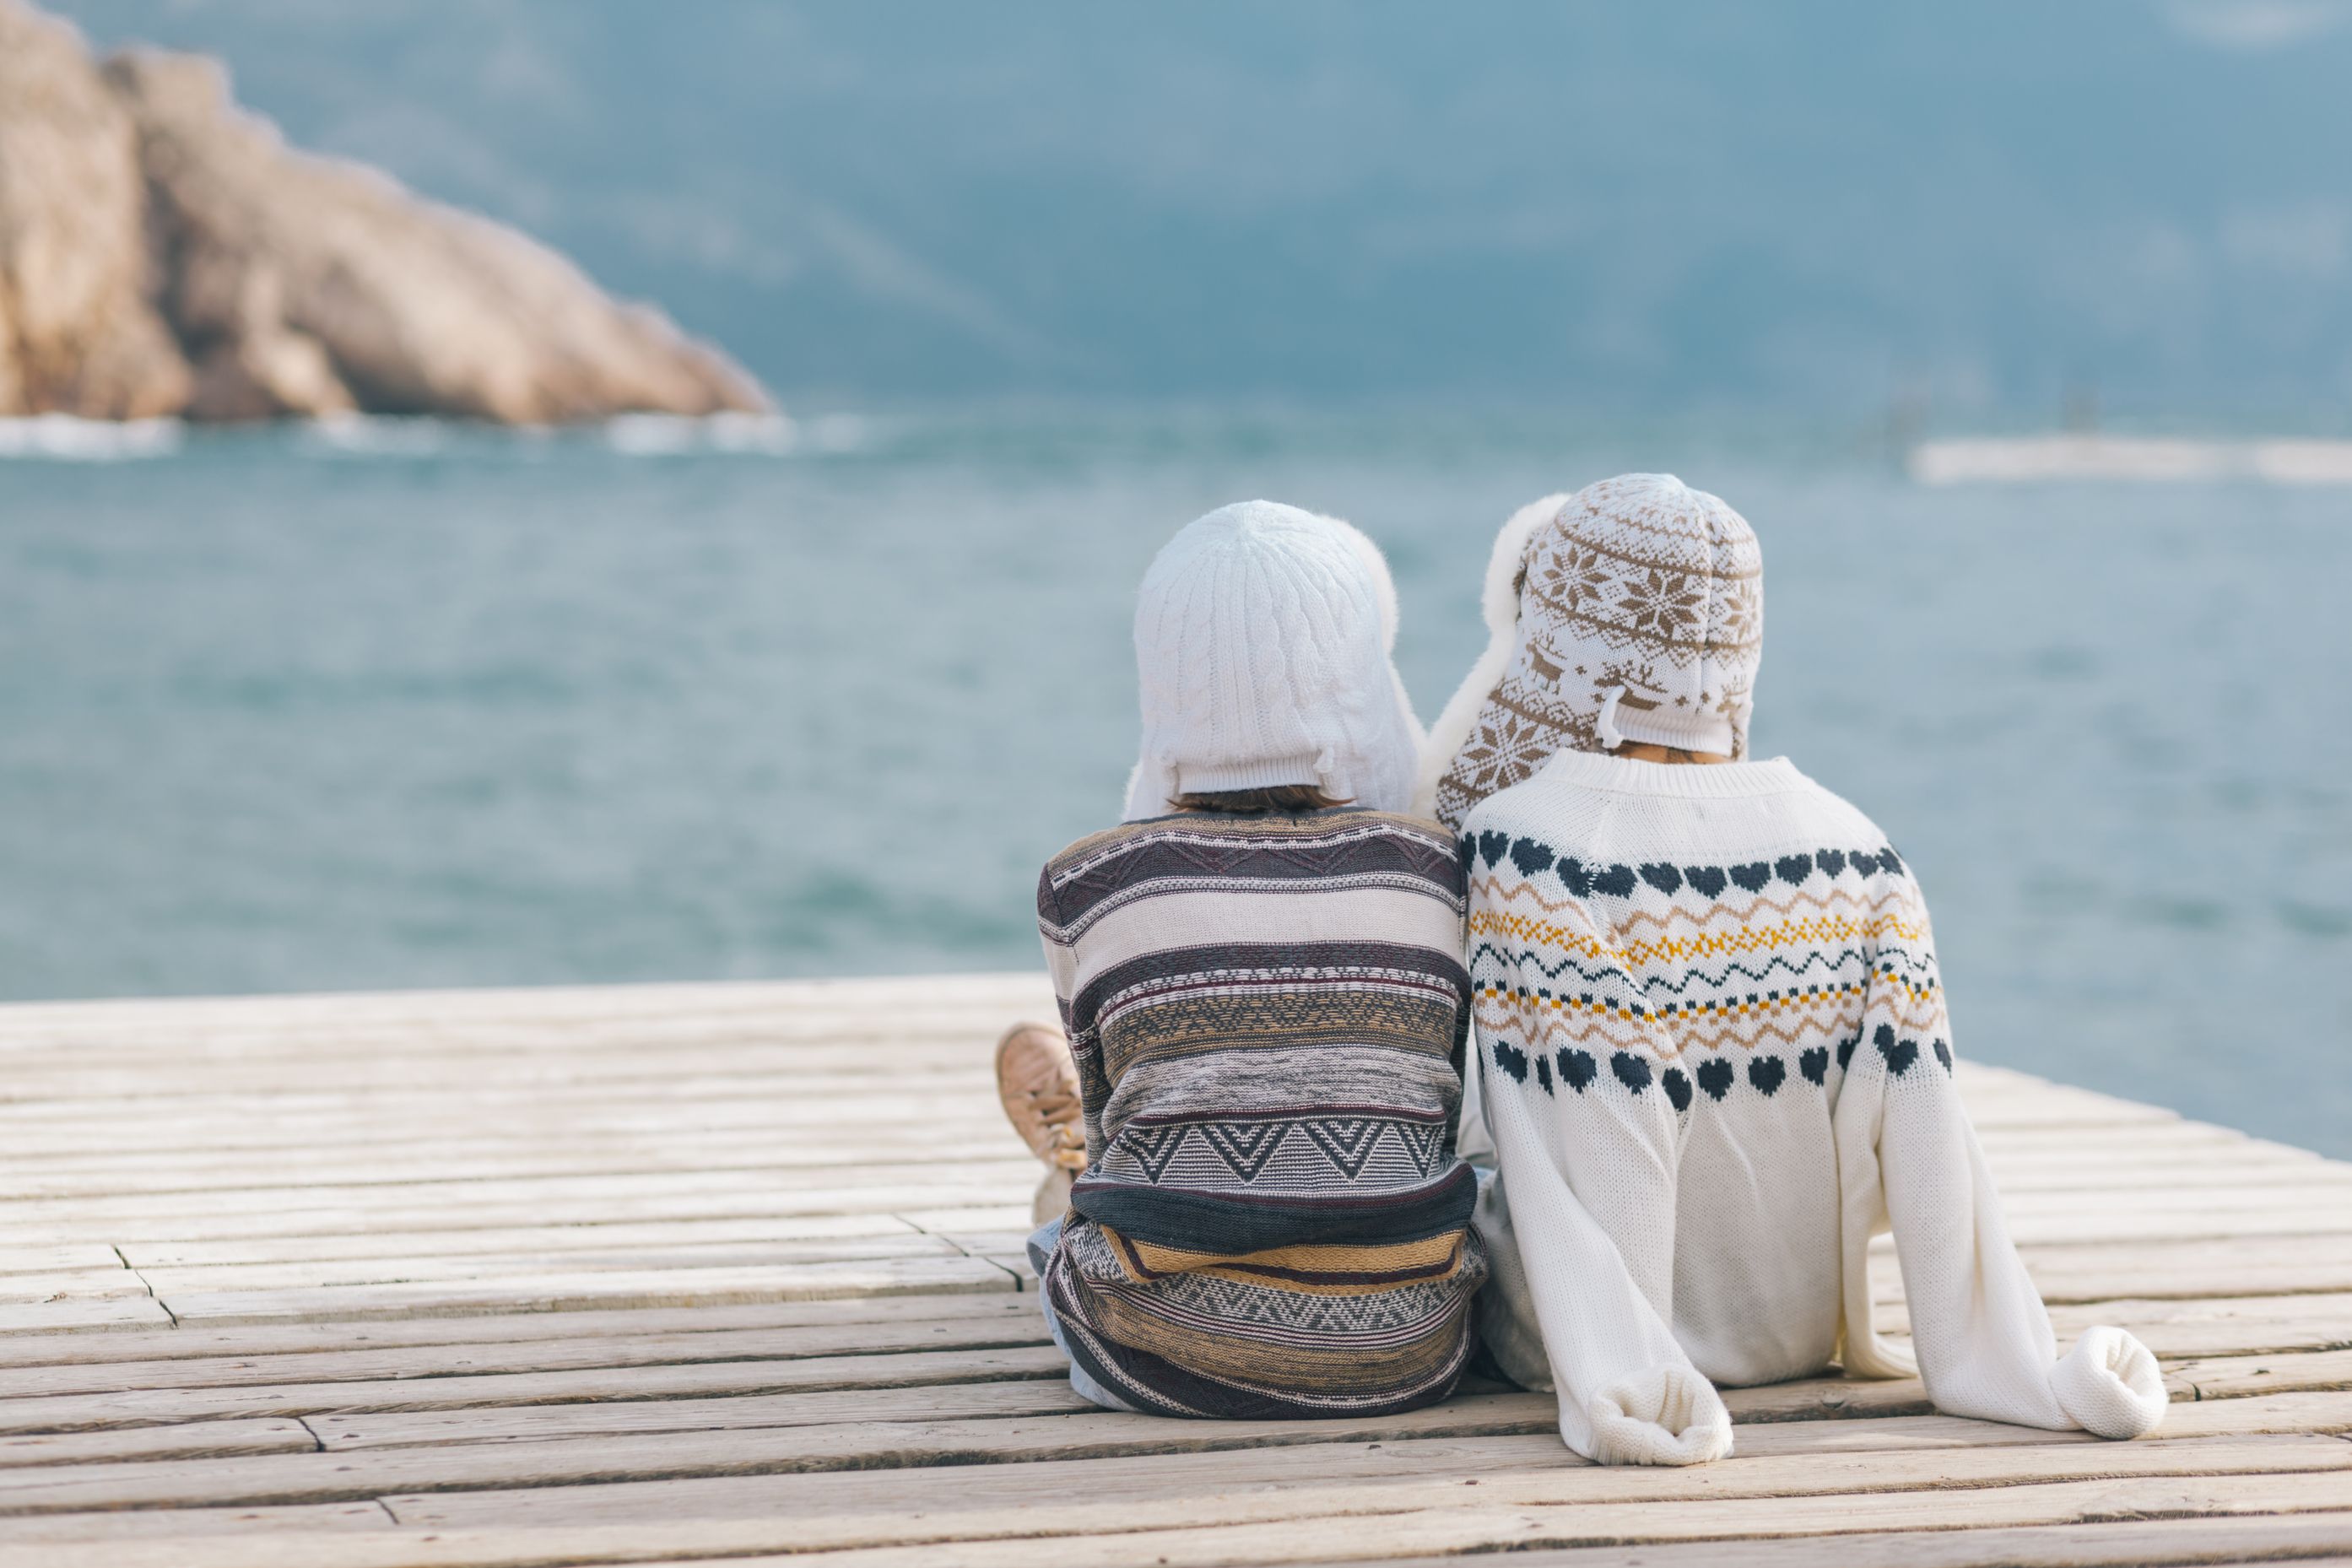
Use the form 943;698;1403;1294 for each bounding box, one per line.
0;0;765;423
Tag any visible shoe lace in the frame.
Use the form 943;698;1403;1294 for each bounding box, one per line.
1025;1085;1081;1127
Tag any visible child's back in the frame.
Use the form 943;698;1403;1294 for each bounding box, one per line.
1465;753;1938;1395
1425;475;2165;1463
1038;803;1485;1417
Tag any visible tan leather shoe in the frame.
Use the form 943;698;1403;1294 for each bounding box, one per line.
995;1021;1087;1172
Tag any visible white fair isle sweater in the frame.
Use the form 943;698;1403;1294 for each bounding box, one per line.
1458;750;2166;1464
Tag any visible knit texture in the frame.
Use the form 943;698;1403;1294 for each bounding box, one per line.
1459;750;2166;1461
1035;807;1486;1418
1126;501;1423;821
1419;475;1764;830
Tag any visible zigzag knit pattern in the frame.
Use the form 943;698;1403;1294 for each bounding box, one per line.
1460;749;2166;1462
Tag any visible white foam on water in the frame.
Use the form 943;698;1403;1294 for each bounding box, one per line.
300;415;461;457
0;415;184;461
1911;435;2352;485
606;412;803;456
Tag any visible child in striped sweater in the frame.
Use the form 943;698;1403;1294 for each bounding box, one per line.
995;501;1486;1419
1417;474;2167;1463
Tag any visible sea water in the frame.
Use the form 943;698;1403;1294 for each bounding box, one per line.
2;408;2345;1156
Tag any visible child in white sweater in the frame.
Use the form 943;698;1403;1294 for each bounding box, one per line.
1417;474;2167;1465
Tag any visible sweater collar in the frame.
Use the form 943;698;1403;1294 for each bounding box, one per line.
1533;749;1809;799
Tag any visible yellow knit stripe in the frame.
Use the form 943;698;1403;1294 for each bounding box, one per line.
1468;907;1929;971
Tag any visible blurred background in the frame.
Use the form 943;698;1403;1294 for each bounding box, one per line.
3;2;2347;1155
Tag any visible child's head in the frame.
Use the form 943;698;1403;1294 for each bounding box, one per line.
1123;500;1421;821
1419;474;1764;830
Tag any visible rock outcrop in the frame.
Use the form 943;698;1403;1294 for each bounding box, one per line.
0;0;188;418
0;0;765;423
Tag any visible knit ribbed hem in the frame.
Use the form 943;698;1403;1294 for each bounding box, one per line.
1176;753;1325;794
1537;749;1809;798
1609;707;1738;757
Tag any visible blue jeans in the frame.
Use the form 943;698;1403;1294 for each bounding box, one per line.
1027;1217;1140;1413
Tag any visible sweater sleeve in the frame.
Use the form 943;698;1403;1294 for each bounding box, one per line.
1830;862;2166;1439
1035;864;1106;1166
1469;870;1733;1465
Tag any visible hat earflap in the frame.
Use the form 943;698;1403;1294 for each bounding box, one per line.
1121;753;1180;823
1411;493;1569;819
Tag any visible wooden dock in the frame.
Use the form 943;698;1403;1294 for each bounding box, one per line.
0;971;2347;1565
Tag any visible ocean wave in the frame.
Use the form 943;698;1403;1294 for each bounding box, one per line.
1911;436;2352;485
603;412;864;457
0;415;183;461
300;414;473;457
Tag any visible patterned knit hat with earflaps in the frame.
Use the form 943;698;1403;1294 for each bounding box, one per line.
1123;500;1424;822
1415;473;1764;831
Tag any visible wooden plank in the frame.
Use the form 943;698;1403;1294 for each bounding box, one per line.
0;1068;1011;1124
0;1116;1021;1200
1996;1181;2352;1215
151;1255;1020;1326
115;1214;962;1271
0;975;1052;1041
0;1317;1056;1399
0;1502;393;1544
391;1392;2352;1531
11;1440;2349;1565
0;1246;133;1277
2006;1238;2352;1303
0;1122;1019;1175
1360;1512;2352;1567
130;1233;968;1294
2168;1347;2352;1400
1960;1206;2352;1246
0;1126;1021;1173
0;1419;316;1468
0;1029;1004;1079
315;1380;1097;1449
0;1295;175;1336
0;1162;1038;1224
1985;1155;2350;1192
1916;1291;2352;1359
0;1294;1048;1371
0;1190;1035;1252
691;1470;2352;1566
1859;1235;2352;1305
0;1345;1072;1433
0;1268;150;1306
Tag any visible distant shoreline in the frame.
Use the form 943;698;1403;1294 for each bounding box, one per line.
0;409;845;462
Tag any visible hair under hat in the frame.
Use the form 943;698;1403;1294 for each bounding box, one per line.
1416;473;1764;830
1124;500;1423;821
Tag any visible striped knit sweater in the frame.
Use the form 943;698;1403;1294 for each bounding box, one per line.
1461;750;2166;1463
1035;807;1487;1418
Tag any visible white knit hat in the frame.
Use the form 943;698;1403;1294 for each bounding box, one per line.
1416;474;1764;830
1122;500;1424;821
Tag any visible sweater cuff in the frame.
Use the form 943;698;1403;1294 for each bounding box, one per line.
2052;1327;2167;1439
1587;1366;1734;1466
